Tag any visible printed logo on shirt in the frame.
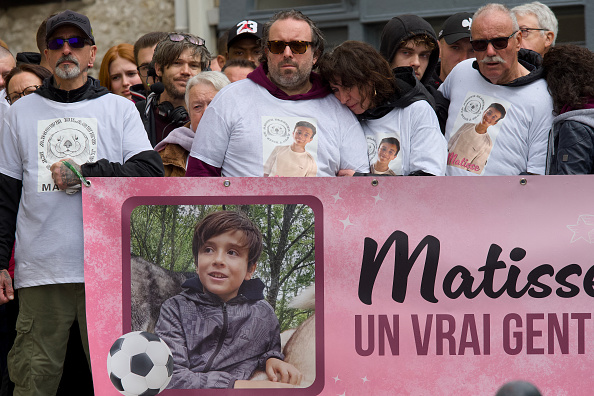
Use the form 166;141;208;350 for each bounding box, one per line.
37;117;98;192
447;92;510;175
262;116;319;177
366;133;402;176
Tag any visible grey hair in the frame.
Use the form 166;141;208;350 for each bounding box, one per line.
474;3;519;32
184;71;230;108
511;1;558;46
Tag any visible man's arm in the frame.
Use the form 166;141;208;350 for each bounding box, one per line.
0;173;19;304
185;156;222;177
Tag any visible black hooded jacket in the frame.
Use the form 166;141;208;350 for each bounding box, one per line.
358;66;434;121
0;76;164;270
379;14;440;87
379;15;448;133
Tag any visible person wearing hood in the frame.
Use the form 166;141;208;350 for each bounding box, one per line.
439;3;553;176
155;71;230;176
379;14;448;133
543;45;594;175
0;10;163;395
318;41;446;176
185;9;369;177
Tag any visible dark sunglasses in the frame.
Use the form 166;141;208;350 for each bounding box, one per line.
47;36;89;50
267;41;313;54
168;33;205;46
470;31;518;52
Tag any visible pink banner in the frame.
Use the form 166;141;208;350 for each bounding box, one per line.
83;176;594;395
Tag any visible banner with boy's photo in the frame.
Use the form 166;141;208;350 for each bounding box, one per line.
83;176;594;395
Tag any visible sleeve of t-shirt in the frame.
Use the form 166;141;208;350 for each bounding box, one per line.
407;101;447;176
121;100;155;162
526;91;554;175
155;298;236;389
190;102;230;169
339;121;371;174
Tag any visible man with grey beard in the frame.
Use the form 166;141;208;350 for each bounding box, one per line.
438;3;553;176
0;10;163;395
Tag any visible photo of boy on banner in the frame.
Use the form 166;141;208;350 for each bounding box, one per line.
262;117;319;177
447;93;510;174
366;133;402;175
128;204;316;390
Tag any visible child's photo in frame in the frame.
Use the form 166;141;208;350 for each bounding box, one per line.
128;204;316;390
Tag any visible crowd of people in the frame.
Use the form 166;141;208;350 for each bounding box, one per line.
0;1;589;394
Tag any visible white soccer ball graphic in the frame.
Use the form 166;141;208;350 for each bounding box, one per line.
107;331;174;396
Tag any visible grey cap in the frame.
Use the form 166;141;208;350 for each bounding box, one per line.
46;10;95;45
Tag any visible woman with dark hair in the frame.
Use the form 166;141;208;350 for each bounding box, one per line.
4;63;52;105
317;40;446;176
543;44;594;174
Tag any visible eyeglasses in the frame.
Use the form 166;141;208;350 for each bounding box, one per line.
519;28;548;38
470;31;518;52
168;33;206;47
6;85;41;105
47;36;89;50
137;64;150;77
267;41;313;54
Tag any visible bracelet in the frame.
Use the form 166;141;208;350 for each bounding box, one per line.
62;160;91;187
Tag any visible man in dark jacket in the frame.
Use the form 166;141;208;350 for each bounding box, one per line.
379;14;448;133
0;10;163;396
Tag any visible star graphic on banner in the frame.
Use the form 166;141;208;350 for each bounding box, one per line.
338;392;346;396
332;375;341;383
362;376;370;383
332;192;342;203
567;215;594;243
372;193;383;204
340;216;354;230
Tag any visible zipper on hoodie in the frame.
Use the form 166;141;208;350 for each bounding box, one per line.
204;302;228;372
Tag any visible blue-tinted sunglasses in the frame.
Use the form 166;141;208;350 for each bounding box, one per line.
47;37;89;50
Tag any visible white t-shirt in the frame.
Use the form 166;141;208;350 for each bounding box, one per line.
439;59;553;175
190;79;370;177
263;145;317;177
361;100;447;176
0;92;152;288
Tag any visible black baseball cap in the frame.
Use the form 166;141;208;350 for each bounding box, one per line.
438;12;473;45
227;20;262;50
46;10;95;45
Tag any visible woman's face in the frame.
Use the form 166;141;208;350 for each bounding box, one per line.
329;81;370;115
6;72;43;105
109;56;142;100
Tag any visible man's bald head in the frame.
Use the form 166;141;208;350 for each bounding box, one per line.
0;47;16;90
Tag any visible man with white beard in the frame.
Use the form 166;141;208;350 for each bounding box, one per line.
439;3;553;176
0;10;163;395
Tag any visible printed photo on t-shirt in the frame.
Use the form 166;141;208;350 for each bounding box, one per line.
366;132;402;176
262;116;319;177
37;117;98;192
447;93;510;175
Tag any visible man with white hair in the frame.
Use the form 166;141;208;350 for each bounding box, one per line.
155;71;230;176
512;1;558;56
439;3;553;176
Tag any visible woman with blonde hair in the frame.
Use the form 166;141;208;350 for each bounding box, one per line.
99;43;142;101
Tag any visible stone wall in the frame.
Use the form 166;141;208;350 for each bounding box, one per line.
0;0;176;77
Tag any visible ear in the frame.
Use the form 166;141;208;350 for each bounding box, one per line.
44;48;50;66
155;63;163;77
88;45;97;68
514;31;523;51
544;31;554;50
245;262;257;280
217;54;226;70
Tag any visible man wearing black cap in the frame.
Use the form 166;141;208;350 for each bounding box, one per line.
436;12;475;85
0;10;163;395
217;19;262;69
